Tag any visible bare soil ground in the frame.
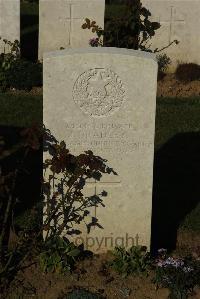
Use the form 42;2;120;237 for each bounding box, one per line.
8;258;170;299
157;74;200;98
5;230;200;299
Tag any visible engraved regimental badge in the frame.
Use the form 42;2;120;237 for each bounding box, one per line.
73;68;125;117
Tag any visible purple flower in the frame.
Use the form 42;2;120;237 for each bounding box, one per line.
156;257;185;268
89;37;99;47
164;257;184;268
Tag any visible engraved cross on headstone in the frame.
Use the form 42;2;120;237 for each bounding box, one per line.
59;4;85;46
158;6;186;43
86;179;121;223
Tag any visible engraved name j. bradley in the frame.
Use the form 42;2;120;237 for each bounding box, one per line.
72;68;125;117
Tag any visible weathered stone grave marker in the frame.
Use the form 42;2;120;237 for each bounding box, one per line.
43;47;158;252
0;0;20;53
39;0;105;60
142;0;200;69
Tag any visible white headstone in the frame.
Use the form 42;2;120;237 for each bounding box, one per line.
0;0;20;53
39;0;105;60
43;47;158;253
142;0;200;70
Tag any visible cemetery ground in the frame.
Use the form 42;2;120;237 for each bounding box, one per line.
0;86;200;298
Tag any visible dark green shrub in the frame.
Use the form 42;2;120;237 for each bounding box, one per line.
43;130;117;240
83;0;161;50
14;203;42;234
39;236;80;274
157;54;171;72
0;38;42;91
109;245;151;277
7;59;42;91
83;0;178;53
175;63;200;82
0;59;42;91
0;39;20;91
156;53;171;81
0;66;8;92
105;0;161;50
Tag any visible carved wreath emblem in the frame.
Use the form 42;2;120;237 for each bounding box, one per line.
72;68;125;117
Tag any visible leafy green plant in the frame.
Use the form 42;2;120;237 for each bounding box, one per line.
175;63;200;82
41;127;117;274
157;53;171;80
7;59;42;91
39;236;80;274
0;39;20;91
157;54;171;72
0;127;116;293
43;128;117;240
40;127;117;277
0;38;20;61
109;245;151;277
82;0;178;53
14;203;42;234
0;38;42;91
154;249;200;299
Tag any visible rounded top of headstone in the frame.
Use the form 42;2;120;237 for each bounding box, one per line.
43;47;157;63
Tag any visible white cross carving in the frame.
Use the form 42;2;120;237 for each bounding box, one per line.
159;6;185;43
86;179;121;223
59;4;85;46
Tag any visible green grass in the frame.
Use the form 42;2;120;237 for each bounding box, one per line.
0;92;42;127
155;97;200;150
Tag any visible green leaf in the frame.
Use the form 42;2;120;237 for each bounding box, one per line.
141;7;151;18
151;22;161;30
67;248;80;257
82;23;88;29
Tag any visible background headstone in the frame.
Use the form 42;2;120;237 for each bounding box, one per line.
0;0;20;53
39;0;105;60
142;0;200;70
43;47;157;253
